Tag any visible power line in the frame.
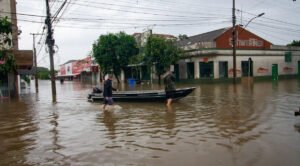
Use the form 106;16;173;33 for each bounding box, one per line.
240;9;300;27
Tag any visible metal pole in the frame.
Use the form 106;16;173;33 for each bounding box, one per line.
30;33;43;93
149;29;153;85
232;0;237;84
248;58;250;77
33;34;38;93
45;0;57;102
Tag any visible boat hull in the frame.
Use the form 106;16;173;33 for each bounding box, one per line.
88;87;195;102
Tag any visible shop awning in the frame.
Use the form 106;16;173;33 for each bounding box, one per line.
13;50;33;69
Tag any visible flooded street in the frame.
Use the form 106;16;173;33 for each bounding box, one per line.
0;79;300;166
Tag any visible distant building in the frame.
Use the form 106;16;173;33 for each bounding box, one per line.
57;57;100;83
133;31;177;47
175;25;300;81
126;32;177;81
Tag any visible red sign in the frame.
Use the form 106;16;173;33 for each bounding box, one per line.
215;26;272;49
257;67;268;73
72;56;93;75
283;67;293;72
228;68;241;75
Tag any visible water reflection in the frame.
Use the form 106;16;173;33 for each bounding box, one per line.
164;107;176;140
0;79;299;165
101;111;117;139
0;97;38;166
49;112;65;157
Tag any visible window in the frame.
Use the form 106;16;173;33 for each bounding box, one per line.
285;51;292;62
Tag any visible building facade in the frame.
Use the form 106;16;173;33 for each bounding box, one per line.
57;57;100;84
0;0;33;98
176;25;300;81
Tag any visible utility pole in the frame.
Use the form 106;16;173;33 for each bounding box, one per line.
232;0;237;84
45;0;57;102
30;33;43;93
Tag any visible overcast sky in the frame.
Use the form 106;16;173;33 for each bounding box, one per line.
15;0;300;69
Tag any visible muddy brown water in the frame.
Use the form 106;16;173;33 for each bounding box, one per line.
0;79;300;166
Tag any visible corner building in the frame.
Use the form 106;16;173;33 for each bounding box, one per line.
176;25;300;82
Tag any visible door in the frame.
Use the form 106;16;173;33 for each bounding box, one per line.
187;62;194;79
272;64;278;81
241;59;253;77
219;61;228;78
199;61;214;78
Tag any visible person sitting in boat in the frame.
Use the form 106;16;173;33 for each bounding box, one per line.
163;69;176;106
103;74;117;110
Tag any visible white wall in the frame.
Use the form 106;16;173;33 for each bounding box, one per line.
179;49;300;79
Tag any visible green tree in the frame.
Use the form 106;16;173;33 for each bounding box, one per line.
93;32;138;83
0;17;15;75
144;36;182;84
287;40;300;46
37;67;50;80
178;34;189;40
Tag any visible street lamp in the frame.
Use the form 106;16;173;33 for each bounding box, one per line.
232;0;265;84
242;12;265;30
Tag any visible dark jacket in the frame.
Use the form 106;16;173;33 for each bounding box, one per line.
103;79;116;97
164;73;176;92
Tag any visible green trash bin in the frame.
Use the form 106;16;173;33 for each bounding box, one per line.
272;64;278;81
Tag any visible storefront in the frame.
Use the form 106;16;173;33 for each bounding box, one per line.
175;26;300;81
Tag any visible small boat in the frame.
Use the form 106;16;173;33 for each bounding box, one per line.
87;87;196;102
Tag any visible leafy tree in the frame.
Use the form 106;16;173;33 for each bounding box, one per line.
178;34;189;40
144;36;182;84
37;67;50;80
287;40;300;46
93;32;138;83
0;17;15;75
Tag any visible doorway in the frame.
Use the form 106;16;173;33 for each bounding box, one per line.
272;64;278;80
187;62;194;79
219;61;228;78
241;58;253;77
199;61;214;78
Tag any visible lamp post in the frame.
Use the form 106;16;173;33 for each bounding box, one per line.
232;0;264;83
240;12;265;33
30;33;43;93
232;0;237;84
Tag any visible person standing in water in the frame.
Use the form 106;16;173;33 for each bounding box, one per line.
164;69;176;106
103;74;117;110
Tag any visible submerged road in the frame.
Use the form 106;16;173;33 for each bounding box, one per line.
0;79;300;166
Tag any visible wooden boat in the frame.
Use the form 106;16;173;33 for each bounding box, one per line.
87;87;196;102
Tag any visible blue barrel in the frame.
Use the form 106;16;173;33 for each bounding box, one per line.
128;78;136;85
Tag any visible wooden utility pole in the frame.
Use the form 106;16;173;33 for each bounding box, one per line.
30;33;43;93
232;0;237;84
45;0;57;102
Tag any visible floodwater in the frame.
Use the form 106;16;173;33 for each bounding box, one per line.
0;79;300;166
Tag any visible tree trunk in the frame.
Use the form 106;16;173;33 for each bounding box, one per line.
114;73;120;84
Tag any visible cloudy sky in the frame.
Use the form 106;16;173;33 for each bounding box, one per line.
15;0;300;69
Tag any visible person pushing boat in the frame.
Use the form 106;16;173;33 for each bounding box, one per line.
103;74;117;110
163;69;176;106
